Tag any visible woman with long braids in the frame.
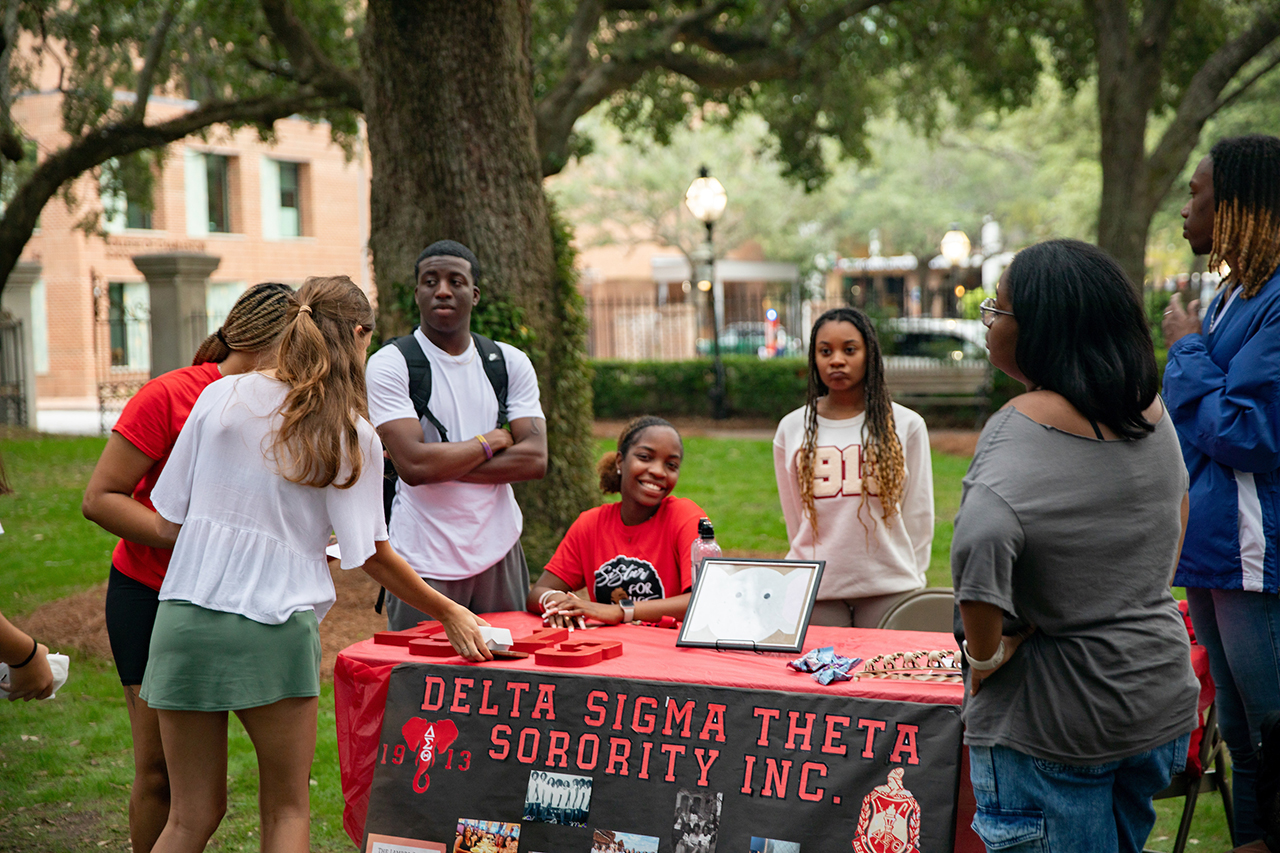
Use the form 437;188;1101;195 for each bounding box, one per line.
1164;134;1280;844
527;416;708;627
82;281;294;853
956;240;1197;852
772;307;934;627
138;276;490;853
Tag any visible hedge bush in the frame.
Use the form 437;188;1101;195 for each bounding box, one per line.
592;351;1171;424
592;357;810;420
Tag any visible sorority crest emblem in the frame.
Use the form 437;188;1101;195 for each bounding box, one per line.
401;717;459;794
851;768;922;853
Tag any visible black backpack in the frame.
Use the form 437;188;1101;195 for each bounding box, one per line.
375;332;509;612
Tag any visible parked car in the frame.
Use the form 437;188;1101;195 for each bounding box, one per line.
878;317;987;366
696;321;799;358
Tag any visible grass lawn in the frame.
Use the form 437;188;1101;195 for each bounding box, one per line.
0;432;1233;851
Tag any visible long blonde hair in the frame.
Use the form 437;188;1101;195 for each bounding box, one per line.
798;308;905;542
270;275;374;489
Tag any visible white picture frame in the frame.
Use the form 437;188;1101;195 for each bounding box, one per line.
677;558;825;653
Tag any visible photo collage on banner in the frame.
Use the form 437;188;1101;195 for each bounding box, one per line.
362;663;962;852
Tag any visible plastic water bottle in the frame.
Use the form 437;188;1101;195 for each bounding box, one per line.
690;518;722;585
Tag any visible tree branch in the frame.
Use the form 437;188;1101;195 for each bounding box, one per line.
0;87;351;299
129;0;180;123
258;0;363;107
535;0;883;177
1214;43;1280;113
1144;6;1280;210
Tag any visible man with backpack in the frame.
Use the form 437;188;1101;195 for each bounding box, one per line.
366;240;547;629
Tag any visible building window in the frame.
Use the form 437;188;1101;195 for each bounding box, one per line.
125;200;153;230
278;161;300;237
260;158;306;240
108;283;129;367
205;154;230;233
107;282;150;371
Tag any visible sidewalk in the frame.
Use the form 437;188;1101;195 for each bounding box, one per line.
35;408;117;435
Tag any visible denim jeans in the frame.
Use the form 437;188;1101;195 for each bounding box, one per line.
968;735;1189;853
1186;586;1280;843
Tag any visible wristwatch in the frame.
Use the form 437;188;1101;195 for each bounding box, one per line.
619;599;636;624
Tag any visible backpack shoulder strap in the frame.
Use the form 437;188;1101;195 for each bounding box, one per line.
471;333;509;427
389;334;449;442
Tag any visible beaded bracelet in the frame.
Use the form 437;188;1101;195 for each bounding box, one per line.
10;636;38;669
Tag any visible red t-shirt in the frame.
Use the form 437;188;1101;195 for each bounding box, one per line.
543;496;706;603
110;361;223;590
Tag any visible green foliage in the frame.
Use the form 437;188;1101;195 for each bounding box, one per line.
551;74;1102;281
512;201;597;570
960;287;991;321
592;356;809;420
531;1;1056;190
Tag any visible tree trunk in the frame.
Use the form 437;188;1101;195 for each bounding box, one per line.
360;0;596;569
1091;0;1172;288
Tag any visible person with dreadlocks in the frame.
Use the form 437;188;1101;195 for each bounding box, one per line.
955;240;1197;852
772;307;934;628
1164;134;1280;845
527;416;707;627
81;281;295;853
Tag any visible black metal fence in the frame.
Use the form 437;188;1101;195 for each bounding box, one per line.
582;291;825;361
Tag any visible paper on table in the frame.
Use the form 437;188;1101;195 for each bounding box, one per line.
0;653;70;699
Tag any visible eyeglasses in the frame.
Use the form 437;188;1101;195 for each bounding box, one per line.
979;297;1015;328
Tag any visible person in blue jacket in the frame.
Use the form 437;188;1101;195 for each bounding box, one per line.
1164;133;1280;845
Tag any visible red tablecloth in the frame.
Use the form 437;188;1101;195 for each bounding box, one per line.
335;611;980;850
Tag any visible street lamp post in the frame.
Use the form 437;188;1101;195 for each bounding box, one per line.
685;166;728;419
940;225;971;318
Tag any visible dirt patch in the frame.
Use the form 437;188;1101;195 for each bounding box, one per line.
0;802;129;852
929;430;980;457
16;566;387;682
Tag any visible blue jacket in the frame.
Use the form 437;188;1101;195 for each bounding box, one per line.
1165;266;1280;592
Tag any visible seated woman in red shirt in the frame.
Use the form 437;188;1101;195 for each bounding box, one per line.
527;416;709;626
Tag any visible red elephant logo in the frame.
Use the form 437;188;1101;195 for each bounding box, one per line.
401;717;459;793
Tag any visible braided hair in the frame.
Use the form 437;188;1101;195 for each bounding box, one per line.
797;308;905;542
1209;134;1280;298
192;282;295;364
597;415;682;493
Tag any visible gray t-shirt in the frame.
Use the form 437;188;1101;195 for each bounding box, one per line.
951;406;1199;764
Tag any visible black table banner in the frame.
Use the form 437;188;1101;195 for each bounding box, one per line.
362;662;963;853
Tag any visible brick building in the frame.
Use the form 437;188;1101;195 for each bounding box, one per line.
8;86;371;417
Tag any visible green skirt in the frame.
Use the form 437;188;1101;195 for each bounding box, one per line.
139;600;321;712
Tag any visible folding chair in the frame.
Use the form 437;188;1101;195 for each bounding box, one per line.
1144;603;1235;853
876;587;956;633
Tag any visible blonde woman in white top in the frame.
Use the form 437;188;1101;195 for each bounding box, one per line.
773;307;934;627
141;276;490;853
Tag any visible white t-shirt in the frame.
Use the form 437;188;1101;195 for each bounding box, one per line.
151;372;388;624
773;402;934;600
365;329;545;580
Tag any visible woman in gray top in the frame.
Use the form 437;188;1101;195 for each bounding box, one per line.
954;239;1200;853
